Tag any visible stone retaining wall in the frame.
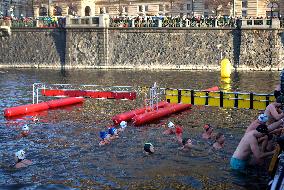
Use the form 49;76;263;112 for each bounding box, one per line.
0;27;283;70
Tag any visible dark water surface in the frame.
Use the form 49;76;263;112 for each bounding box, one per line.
0;69;280;190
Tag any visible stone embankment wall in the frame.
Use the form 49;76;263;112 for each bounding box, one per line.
0;27;283;70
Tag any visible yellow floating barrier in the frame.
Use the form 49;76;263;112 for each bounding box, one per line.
165;89;275;111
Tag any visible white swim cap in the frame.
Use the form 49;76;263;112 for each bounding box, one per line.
120;121;127;128
168;121;175;128
15;150;25;160
22;124;29;131
258;114;268;123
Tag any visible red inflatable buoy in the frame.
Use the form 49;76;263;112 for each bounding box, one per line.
4;97;85;117
132;103;191;126
4;102;49;117
46;97;85;109
112;101;169;125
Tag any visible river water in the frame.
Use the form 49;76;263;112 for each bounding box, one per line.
0;68;280;190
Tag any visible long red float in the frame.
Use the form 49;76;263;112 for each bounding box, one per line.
41;89;136;100
4;102;50;117
112;101;169;125
4;97;85;117
132;103;192;126
46;97;84;109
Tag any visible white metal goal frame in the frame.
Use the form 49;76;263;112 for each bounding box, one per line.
32;83;135;104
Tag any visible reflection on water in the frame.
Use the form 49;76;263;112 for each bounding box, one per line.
0;69;281;190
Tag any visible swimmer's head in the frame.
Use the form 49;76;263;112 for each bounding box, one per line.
144;143;154;154
215;132;225;143
258;114;268;123
168;121;175;129
256;124;269;134
175;127;183;135
15;150;25;161
182;138;192;146
203;124;212;132
276;95;284;105
108;127;117;136
22;124;29;131
120;121;127;129
100;131;109;140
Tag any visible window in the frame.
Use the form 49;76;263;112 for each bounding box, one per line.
204;12;208;17
100;7;104;14
242;0;247;8
125;6;128;13
187;4;191;10
204;2;209;9
165;5;170;11
180;4;184;11
159;4;163;11
145;5;148;11
138;5;143;12
242;10;247;17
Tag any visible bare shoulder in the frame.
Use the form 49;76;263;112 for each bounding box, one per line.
15;160;32;169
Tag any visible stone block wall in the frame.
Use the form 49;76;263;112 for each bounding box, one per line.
0;28;66;68
1;27;284;70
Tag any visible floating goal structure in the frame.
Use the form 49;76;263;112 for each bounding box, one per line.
32;83;137;104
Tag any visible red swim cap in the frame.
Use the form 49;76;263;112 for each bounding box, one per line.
175;126;183;134
203;124;212;131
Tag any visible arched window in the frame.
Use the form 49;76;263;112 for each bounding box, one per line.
53;6;62;16
39;7;47;16
85;6;91;16
266;2;279;17
68;5;78;16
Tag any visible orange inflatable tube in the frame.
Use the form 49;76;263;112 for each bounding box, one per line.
4;97;85;117
4;102;49;117
132;103;191;126
112;101;169;125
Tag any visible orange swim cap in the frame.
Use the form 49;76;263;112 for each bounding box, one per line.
203;124;212;131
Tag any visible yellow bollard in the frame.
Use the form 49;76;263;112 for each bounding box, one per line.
220;58;232;78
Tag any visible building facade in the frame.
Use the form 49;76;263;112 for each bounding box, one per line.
0;0;33;17
31;0;213;17
33;0;96;17
234;0;284;17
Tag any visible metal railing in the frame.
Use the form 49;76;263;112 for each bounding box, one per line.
0;15;283;29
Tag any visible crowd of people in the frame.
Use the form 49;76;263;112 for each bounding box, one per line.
0;15;66;28
230;81;284;173
2;14;284;29
109;15;238;28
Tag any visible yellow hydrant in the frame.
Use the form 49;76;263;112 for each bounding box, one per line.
220;58;232;78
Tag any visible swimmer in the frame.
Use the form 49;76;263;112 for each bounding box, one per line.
230;120;283;172
246;114;268;133
202;124;214;140
108;127;119;140
163;121;183;144
32;116;39;123
117;121;127;133
163;121;175;135
144;143;154;154
264;95;284;125
14;150;32;169
21;124;30;137
179;138;194;151
99;131;110;146
213;133;225;150
274;84;281;99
